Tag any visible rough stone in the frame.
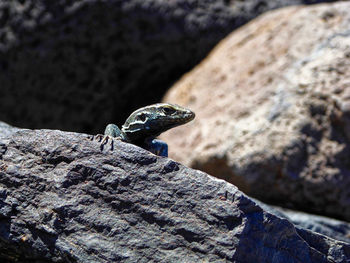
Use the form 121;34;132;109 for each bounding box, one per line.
0;0;339;134
0;121;19;138
255;199;350;244
161;2;350;220
0;128;349;262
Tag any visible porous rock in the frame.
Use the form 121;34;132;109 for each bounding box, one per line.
161;2;350;221
0;128;349;262
0;0;339;134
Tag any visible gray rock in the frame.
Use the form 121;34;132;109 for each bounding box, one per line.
255;199;350;244
0;0;339;134
0;121;19;137
287;210;350;244
0;128;349;262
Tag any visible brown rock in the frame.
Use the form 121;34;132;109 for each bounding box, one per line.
161;2;350;220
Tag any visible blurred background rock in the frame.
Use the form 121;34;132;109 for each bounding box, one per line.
161;2;350;221
0;0;338;133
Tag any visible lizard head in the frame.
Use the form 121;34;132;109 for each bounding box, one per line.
121;103;195;142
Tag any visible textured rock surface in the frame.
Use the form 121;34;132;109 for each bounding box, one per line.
0;0;339;134
0;129;350;262
161;2;350;220
255;200;350;244
0;121;19;137
283;209;350;244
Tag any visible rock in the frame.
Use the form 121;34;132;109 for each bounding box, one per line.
0;121;19;138
0;0;339;134
161;2;350;220
255;199;350;244
284;209;350;244
0;129;349;262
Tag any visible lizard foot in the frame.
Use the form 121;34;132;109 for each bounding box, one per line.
88;134;118;151
100;135;115;151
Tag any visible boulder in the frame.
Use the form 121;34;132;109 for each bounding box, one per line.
0;128;349;262
255;200;350;244
161;2;350;220
0;0;339;134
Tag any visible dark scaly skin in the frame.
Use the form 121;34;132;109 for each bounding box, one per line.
103;103;195;156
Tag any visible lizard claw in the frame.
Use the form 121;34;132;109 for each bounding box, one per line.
95;134;104;142
100;135;109;151
88;134;104;142
110;139;114;151
100;135;118;151
86;134;115;151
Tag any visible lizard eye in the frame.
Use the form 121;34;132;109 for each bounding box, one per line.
138;113;147;122
162;107;175;115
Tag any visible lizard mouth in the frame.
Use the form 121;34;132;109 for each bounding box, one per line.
171;110;195;124
182;111;195;122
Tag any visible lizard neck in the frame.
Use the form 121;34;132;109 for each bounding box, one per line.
121;127;156;144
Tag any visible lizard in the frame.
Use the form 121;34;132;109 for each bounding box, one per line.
95;103;195;157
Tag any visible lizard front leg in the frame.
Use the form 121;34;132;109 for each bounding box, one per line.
104;124;123;138
97;124;124;151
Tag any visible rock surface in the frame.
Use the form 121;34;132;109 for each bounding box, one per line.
0;0;339;134
282;209;350;244
0;121;19;138
255;200;350;244
0;128;350;262
161;2;350;221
